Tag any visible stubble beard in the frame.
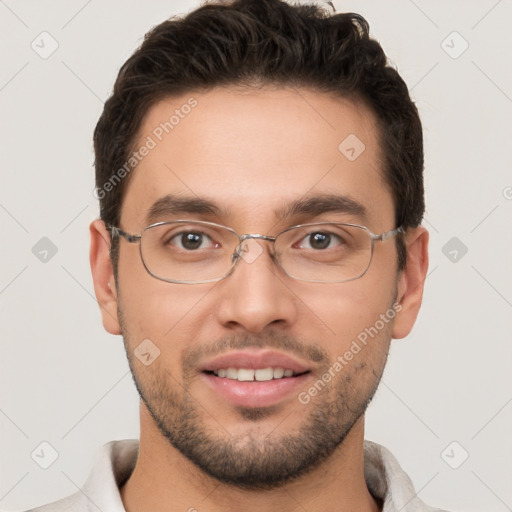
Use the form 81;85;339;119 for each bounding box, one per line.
118;301;394;490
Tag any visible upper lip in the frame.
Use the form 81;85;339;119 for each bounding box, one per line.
200;349;312;374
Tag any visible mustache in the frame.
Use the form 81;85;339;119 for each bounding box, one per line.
182;332;328;375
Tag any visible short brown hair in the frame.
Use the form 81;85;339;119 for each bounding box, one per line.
94;0;424;274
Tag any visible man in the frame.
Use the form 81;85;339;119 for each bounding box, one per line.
29;0;446;510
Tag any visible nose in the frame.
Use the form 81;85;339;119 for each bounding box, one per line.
215;238;298;333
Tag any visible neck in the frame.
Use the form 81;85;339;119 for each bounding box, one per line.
120;404;380;512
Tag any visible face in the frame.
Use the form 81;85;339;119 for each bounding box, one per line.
92;86;425;490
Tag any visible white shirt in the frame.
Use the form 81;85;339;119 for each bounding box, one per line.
26;439;448;512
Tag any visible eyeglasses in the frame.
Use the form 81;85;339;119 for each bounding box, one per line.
107;220;404;284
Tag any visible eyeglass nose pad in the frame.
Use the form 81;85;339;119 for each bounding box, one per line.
231;245;242;263
231;238;248;263
232;239;265;265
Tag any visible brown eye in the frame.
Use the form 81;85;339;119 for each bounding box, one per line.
298;231;343;250
180;232;204;250
167;231;215;250
308;232;331;249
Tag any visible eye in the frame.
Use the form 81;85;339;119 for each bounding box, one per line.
297;231;344;250
168;231;218;251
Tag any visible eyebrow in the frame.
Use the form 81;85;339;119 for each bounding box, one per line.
145;193;367;226
275;194;367;223
145;194;226;225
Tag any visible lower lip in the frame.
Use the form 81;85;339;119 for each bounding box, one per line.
201;372;311;408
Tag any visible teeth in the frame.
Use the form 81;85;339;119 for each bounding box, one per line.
212;367;298;381
226;367;238;379
273;367;285;379
255;368;274;381
237;369;254;381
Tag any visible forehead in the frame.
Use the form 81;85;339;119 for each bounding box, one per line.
121;86;394;231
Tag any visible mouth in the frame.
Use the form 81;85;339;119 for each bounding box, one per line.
204;367;309;381
199;350;313;408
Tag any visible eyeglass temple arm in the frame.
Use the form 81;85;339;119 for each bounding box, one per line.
377;226;405;242
107;225;141;243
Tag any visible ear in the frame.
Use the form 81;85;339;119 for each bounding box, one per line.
392;226;429;339
89;219;122;335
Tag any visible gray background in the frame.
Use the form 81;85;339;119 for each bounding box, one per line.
1;1;511;511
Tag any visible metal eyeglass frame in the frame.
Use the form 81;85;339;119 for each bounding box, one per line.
107;220;404;284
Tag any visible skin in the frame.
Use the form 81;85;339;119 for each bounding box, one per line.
90;86;428;512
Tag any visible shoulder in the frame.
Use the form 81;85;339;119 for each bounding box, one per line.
363;440;453;512
18;439;138;512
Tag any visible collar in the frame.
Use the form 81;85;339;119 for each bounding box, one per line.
69;439;444;512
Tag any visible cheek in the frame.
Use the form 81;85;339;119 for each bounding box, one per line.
117;252;213;357
297;279;396;363
306;280;392;326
